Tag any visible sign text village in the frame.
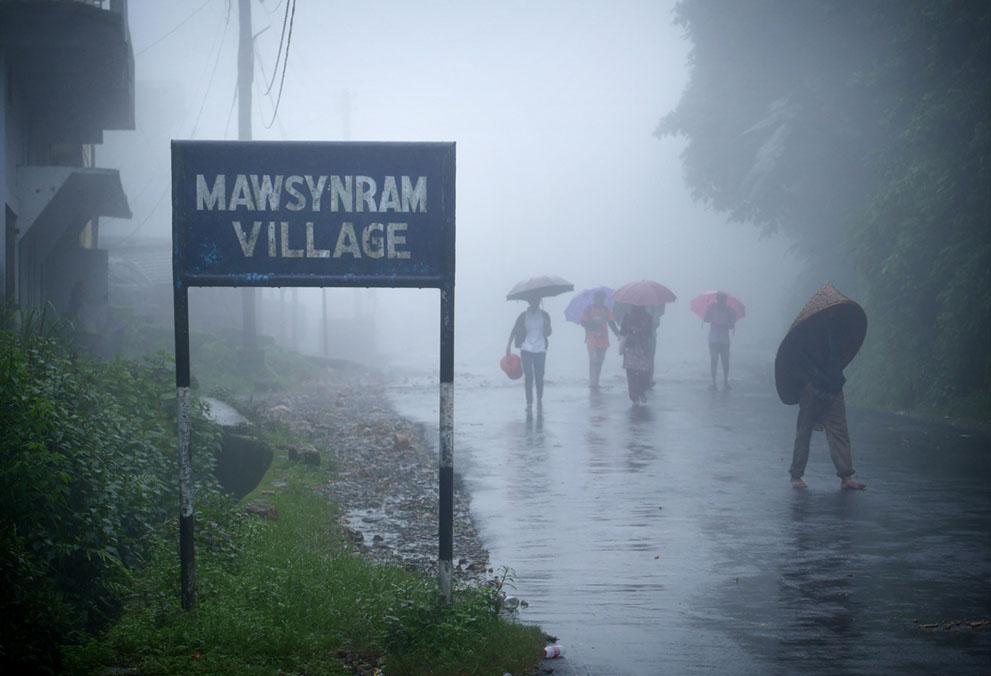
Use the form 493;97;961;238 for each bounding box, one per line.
195;173;428;260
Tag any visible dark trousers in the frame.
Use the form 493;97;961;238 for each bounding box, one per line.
626;368;650;402
709;342;730;383
521;350;546;405
790;384;855;480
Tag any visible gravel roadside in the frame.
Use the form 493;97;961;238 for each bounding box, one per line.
256;363;494;586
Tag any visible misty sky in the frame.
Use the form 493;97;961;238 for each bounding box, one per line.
103;0;801;377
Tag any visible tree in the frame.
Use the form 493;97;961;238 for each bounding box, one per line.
660;0;990;413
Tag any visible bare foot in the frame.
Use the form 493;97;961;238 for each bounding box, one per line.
841;477;866;490
791;478;807;490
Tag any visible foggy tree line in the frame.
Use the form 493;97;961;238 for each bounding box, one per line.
659;0;990;414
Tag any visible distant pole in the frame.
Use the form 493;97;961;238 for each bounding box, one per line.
279;288;286;345
321;289;329;356
238;0;256;351
291;286;298;351
343;90;364;326
341;89;351;140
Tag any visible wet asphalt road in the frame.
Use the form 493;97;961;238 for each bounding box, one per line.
389;366;991;675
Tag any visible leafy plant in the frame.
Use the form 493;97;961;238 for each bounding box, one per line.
65;446;544;676
0;312;224;670
660;0;991;418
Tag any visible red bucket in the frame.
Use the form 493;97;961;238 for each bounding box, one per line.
500;353;523;380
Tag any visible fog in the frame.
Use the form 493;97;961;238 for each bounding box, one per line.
102;0;801;379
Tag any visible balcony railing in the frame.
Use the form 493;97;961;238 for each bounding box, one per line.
0;0;126;14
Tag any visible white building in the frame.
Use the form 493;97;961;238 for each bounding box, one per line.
0;0;134;316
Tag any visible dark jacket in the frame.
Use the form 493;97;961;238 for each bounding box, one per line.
795;320;846;398
510;309;552;350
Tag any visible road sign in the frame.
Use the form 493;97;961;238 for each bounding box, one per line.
171;141;456;608
172;141;454;289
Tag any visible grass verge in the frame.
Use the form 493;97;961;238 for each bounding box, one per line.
65;440;544;675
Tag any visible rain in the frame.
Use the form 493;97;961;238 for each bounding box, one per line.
1;0;988;673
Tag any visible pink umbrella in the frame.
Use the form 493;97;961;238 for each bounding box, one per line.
613;280;677;306
691;291;746;321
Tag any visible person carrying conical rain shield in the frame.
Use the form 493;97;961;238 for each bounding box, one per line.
775;283;867;490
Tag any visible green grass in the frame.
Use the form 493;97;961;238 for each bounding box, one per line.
112;306;322;399
65;454;545;675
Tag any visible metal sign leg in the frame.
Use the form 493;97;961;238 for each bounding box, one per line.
174;285;196;610
439;285;455;603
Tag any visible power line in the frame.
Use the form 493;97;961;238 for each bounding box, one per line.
254;47;288;138
121;9;231;244
263;0;292;94
189;14;232;138
135;0;217;56
223;83;238;138
119;186;168;244
263;0;295;129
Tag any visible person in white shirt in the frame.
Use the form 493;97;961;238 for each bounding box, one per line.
506;297;552;410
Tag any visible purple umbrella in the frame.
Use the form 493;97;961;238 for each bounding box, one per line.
564;287;615;324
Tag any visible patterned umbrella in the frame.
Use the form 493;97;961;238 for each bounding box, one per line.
564;287;615;324
774;283;868;405
691;291;746;321
506;275;574;301
613;280;677;306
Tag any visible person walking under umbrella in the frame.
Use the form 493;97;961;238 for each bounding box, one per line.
613;280;676;397
775;283;867;490
507;296;552;410
701;292;739;390
619;305;654;405
579;289;619;389
505;276;572;411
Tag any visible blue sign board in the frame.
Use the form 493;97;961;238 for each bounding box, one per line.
172;141;455;289
170;140;459;609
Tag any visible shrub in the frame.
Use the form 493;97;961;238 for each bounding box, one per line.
0;315;222;670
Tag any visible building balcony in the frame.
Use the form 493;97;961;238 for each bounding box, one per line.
0;0;135;145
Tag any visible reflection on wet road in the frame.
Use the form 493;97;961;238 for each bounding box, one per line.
390;372;991;674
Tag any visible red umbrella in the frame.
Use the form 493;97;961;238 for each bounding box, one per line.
613;280;677;306
691;291;746;321
506;275;574;301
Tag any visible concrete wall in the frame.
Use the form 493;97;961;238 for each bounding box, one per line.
1;52;11;303
1;51;31;305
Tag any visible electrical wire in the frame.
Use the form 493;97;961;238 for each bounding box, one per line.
254;47;288;139
135;0;217;56
188;15;232;138
262;0;292;94
223;83;239;139
263;0;295;129
118;186;168;245
122;6;231;244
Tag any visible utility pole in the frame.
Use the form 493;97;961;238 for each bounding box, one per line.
322;90;354;358
291;287;298;351
238;0;257;355
321;287;329;356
